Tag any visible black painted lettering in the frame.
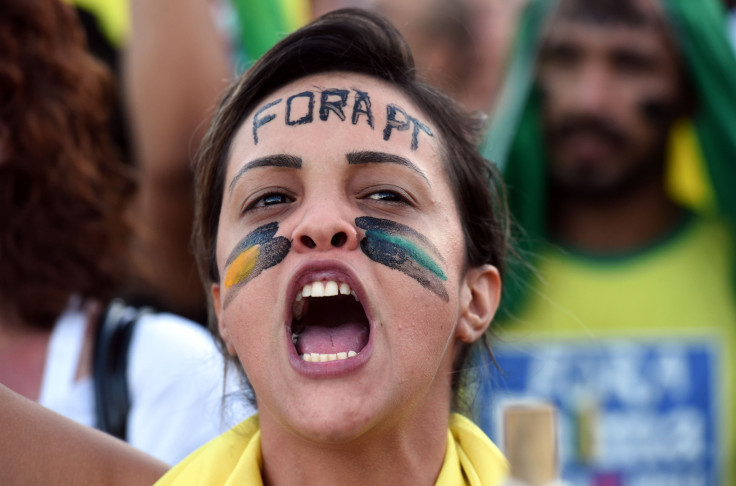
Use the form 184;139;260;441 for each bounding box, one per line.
408;117;433;151
319;89;349;122
352;90;374;128
383;105;410;142
252;98;282;144
383;104;434;150
286;91;315;126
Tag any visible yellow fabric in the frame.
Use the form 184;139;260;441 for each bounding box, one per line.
64;0;129;46
507;217;736;336
278;0;310;31
156;413;508;485
439;414;509;486
501;216;736;484
666;119;716;214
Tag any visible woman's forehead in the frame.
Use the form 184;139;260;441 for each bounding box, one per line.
229;72;442;168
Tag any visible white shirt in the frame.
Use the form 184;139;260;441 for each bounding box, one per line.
38;302;253;465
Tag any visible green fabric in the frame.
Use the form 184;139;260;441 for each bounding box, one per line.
482;0;736;318
480;0;553;319
229;0;306;65
482;0;554;171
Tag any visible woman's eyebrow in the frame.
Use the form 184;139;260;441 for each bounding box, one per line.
228;154;303;195
346;150;430;186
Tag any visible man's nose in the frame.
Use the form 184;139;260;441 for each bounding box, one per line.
571;64;612;114
290;200;359;253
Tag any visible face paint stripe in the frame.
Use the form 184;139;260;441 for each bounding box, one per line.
356;216;449;302
360;237;449;302
224;246;259;287
225;222;279;266
356;217;445;264
365;230;447;281
223;222;291;308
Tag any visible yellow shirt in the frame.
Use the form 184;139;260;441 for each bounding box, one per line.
156;413;508;485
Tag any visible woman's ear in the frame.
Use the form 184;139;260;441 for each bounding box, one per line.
455;264;501;343
211;284;237;356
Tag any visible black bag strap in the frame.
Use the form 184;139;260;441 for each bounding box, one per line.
92;299;151;440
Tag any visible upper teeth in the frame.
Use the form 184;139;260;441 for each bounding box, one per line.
292;280;359;322
297;280;357;300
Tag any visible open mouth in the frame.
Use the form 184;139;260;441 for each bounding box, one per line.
291;280;370;362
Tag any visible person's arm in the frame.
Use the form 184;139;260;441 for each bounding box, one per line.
0;384;168;486
123;0;231;318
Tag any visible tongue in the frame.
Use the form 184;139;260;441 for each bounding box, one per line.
296;322;368;355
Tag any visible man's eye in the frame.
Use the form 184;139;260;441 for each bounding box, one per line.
366;190;407;203
246;192;293;211
542;44;581;68
613;51;655;75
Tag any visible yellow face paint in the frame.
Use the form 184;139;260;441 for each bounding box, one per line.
224;245;260;288
221;222;291;308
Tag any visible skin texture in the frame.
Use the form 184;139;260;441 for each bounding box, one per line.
0;384;167;486
124;0;231;319
539;0;687;251
211;72;500;486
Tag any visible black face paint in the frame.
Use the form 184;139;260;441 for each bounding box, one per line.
638;96;675;125
352;90;374;128
286;91;315;126
356;216;448;302
252;98;282;144
383;104;434;151
223;222;291;307
320;89;349;122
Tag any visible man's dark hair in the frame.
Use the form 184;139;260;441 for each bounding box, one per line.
556;0;660;26
193;8;509;411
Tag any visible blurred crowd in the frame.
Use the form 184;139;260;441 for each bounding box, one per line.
1;0;736;484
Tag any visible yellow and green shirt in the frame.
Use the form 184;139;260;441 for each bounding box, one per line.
481;216;736;485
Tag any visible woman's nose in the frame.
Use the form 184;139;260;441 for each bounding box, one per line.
290;204;359;253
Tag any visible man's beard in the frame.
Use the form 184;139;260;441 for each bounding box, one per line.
545;113;669;204
547;153;667;204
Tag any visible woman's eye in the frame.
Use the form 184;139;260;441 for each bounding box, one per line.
366;190;407;204
246;192;293;212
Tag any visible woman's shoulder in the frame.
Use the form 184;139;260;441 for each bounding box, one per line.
155;416;263;486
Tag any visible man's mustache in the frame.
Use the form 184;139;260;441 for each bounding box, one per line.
549;115;629;148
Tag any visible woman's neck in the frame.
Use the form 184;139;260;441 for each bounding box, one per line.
259;397;451;486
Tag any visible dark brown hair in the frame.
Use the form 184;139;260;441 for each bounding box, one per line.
193;8;509;410
0;0;135;329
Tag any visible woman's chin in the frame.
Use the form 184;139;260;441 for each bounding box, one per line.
297;403;377;444
266;393;383;445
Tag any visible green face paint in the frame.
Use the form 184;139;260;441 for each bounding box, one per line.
356;216;448;302
223;222;291;307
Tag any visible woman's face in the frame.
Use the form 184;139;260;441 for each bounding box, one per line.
212;72;496;443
